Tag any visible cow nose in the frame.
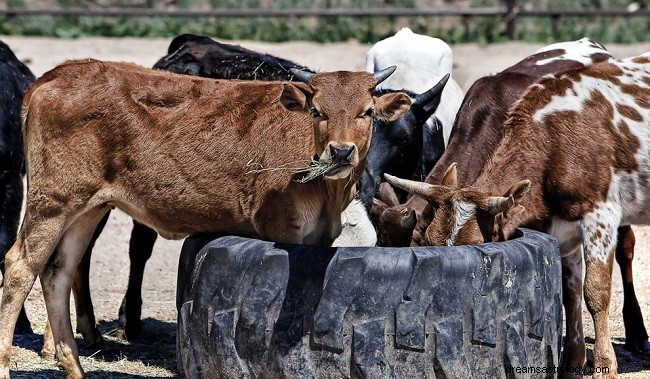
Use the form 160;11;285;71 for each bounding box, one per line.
330;145;355;162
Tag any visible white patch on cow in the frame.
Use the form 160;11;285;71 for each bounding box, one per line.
534;37;613;66
547;218;582;256
533;59;650;128
580;202;621;263
447;200;476;246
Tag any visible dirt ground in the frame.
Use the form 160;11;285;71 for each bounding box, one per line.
1;35;649;378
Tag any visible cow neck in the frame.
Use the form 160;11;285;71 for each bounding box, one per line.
470;122;550;236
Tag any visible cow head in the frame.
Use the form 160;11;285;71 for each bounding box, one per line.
384;164;531;246
371;182;417;246
289;66;411;180
358;73;449;209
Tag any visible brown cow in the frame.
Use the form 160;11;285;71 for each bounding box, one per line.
0;59;410;378
385;54;650;378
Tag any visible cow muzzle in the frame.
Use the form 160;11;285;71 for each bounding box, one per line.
320;143;358;179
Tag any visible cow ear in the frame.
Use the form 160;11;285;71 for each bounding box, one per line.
378;181;400;206
280;83;312;111
371;197;388;220
503;180;531;201
373;92;411;121
441;162;457;187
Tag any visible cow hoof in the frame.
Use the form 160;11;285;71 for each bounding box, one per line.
116;324;142;342
625;338;650;353
175;229;563;378
83;331;103;349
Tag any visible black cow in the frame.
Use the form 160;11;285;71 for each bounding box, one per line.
0;40;36;335
357;74;449;211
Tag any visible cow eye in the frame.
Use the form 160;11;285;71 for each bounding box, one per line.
362;108;374;118
310;107;322;118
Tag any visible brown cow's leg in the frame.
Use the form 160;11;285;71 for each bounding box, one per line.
581;211;618;379
584;252;617;378
115;220;158;341
41;208;108;379
71;212;110;348
41;320;55;360
44;213;110;358
615;226;650;353
0;216;68;379
559;247;586;378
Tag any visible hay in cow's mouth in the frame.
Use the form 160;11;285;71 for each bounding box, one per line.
245;159;346;183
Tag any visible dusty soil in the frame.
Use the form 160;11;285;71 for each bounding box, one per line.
1;36;649;378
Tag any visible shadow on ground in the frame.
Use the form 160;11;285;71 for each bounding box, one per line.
12;317;177;378
584;336;650;375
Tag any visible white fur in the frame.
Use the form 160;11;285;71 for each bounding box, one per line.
448;200;476;246
534;37;614;66
365;27;464;147
579;202;622;263
331;199;377;247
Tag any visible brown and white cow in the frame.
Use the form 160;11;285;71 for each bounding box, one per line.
375;38;650;354
385;53;650;377
0;59;410;378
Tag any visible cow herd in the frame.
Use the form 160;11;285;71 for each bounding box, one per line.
0;29;648;379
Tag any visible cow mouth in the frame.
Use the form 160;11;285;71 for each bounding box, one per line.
323;160;353;179
294;158;353;182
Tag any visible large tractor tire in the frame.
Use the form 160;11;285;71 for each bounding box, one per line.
176;229;562;378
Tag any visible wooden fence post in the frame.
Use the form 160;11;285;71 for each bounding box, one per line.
504;0;517;39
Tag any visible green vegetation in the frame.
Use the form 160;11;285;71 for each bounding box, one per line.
0;0;647;43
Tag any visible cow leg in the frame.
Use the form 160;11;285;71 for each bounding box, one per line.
41;213;111;359
0;215;68;379
0;172;32;335
40;208;109;379
615;226;650;353
559;245;586;378
72;212;110;348
116;220;158;341
580;208;618;379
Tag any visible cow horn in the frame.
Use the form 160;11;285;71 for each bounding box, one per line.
411;73;450;121
373;65;397;85
384;173;435;197
487;196;515;215
290;68;316;83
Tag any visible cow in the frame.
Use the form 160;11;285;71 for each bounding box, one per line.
0;40;35;336
384;53;650;378
60;34;449;345
374;38;650;354
357;75;450;210
362;28;463;209
365;27;464;148
153;33;312;81
0;59;410;379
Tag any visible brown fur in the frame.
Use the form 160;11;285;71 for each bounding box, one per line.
0;59;410;378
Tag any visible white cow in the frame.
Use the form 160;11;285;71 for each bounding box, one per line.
366;27;464;147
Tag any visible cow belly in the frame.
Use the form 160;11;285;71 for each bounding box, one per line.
610;168;650;225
